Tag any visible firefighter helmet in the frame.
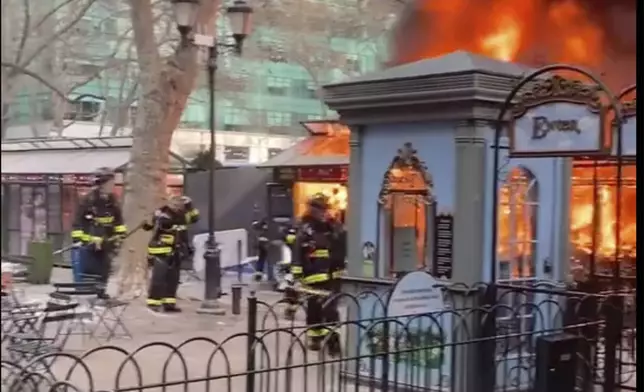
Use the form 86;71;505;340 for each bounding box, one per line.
92;167;116;186
308;193;329;210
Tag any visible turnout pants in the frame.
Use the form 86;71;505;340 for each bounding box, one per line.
305;279;340;342
254;246;268;278
147;254;180;307
82;248;111;297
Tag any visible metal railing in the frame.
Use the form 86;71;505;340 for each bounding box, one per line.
0;281;636;392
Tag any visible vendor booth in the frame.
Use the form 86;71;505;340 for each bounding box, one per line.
1;136;191;257
258;120;350;222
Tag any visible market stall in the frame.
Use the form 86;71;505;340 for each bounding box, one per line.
1;136;190;257
258;120;350;222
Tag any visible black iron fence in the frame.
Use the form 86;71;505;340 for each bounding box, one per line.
1;281;636;392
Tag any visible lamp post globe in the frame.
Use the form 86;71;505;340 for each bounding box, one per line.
227;0;253;48
171;0;199;36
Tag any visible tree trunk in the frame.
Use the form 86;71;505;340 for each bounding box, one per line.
116;0;218;297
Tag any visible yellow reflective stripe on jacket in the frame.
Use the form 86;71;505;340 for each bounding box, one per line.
159;234;175;244
301;273;329;284
332;270;346;279
71;230;84;239
94;216;114;224
147;299;162;306
89;236;103;244
285;234;296;244
291;266;303;274
113;224;127;233
162;297;176;304
306;328;330;337
81;234;91;242
298;285;331;297
310;249;330;258
148;246;173;255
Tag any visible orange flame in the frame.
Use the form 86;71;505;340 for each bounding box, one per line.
569;164;637;259
396;0;605;65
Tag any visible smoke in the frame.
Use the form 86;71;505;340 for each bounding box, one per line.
390;0;636;89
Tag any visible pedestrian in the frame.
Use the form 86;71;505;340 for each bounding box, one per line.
252;218;270;282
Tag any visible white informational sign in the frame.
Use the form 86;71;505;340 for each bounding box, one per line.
192;229;249;278
511;102;603;156
386;271;445;318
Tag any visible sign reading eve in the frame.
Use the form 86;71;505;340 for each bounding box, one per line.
511;102;603;156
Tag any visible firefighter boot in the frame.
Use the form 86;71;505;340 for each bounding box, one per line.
163;303;182;313
147;305;163;313
284;305;297;321
326;332;342;357
308;336;322;351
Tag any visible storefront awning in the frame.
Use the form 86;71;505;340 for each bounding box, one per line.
1;136;191;174
258;121;350;168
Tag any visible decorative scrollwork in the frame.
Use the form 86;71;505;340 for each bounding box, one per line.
378;142;434;206
512;75;603;117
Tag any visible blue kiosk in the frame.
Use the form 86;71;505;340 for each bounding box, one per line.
320;51;634;391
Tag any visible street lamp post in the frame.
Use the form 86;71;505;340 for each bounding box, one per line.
172;0;253;315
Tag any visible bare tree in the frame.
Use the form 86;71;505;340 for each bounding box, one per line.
251;0;402;116
116;0;223;295
0;0;138;138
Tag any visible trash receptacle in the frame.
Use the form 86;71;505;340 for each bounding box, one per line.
27;241;54;285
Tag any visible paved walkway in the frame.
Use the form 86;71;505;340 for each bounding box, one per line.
5;268;354;392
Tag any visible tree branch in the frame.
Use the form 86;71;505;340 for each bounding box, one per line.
17;0;98;71
0;61;105;103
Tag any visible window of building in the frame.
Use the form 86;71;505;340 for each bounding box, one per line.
266;111;292;127
496;166;539;354
63;100;102;121
345;54;361;73
497;167;539;281
266;76;290;96
292;79;318;99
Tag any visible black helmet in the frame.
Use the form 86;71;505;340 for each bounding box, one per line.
308;193;329;210
93;167;115;186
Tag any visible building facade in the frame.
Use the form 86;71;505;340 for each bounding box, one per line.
3;0;397;141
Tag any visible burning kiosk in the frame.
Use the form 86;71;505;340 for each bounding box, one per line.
258;120;349;222
320;51;636;391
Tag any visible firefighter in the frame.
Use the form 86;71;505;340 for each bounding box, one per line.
252;218;270;282
71;167;127;299
144;196;199;313
292;193;346;355
279;224;299;320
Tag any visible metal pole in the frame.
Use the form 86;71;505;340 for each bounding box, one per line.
198;44;225;315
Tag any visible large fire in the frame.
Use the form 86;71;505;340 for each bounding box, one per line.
570;163;637;260
392;0;637;279
391;0;636;88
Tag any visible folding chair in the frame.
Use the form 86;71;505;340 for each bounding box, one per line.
90;297;132;342
4;303;79;363
72;274;132;342
47;291;97;344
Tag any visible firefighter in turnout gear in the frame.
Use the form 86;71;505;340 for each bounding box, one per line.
279;224;299;320
292;193;346;355
71;167;127;299
252;218;270;282
144;196;200;313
